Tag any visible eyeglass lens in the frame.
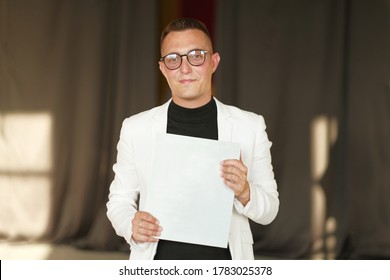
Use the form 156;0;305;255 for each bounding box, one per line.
163;50;206;70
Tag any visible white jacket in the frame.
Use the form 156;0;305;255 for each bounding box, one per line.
106;98;279;260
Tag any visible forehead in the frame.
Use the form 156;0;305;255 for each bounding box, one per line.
161;29;212;55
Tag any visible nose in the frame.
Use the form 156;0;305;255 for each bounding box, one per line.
179;56;192;74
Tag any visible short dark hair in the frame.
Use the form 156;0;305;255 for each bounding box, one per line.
160;18;212;47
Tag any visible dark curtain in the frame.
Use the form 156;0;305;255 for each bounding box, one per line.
1;0;389;260
215;0;390;259
0;0;159;250
340;0;390;259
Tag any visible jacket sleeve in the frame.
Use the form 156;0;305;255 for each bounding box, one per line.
106;118;139;244
233;115;279;225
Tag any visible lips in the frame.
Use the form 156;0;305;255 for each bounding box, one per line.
179;79;196;84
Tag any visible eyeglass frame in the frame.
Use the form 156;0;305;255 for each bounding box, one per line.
159;49;209;70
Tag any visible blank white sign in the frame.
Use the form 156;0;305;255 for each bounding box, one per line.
144;133;240;248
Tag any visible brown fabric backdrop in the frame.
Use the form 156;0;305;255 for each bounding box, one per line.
1;0;389;259
0;0;159;251
215;0;390;259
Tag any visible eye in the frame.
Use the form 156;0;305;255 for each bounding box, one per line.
189;50;204;61
165;54;180;63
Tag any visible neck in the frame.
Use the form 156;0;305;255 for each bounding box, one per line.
172;95;213;109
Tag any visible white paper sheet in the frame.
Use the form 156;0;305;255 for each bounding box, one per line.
144;133;240;248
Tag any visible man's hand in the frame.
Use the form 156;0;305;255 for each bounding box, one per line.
220;157;250;206
131;211;162;244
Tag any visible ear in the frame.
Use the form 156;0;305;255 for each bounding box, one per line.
159;61;168;79
211;52;221;73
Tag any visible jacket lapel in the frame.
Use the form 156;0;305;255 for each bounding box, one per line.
215;98;233;142
151;99;171;134
142;99;171;194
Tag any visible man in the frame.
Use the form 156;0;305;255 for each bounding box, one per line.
106;18;279;260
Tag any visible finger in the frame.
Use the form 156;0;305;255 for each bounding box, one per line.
135;212;160;229
132;221;161;242
136;211;159;225
223;174;250;202
138;219;162;233
223;178;240;192
136;225;162;238
132;231;160;243
221;172;241;184
221;165;242;176
221;170;246;192
221;166;247;183
221;159;248;174
133;212;162;234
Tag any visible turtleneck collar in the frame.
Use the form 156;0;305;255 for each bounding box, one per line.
168;98;217;124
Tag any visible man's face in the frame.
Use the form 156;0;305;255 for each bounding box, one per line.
159;29;220;108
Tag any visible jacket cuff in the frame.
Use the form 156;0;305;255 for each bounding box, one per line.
233;197;252;214
129;238;149;249
233;184;259;218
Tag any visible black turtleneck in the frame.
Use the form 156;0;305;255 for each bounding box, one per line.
153;98;231;260
167;98;218;140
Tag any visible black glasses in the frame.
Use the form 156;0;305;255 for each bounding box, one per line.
159;49;208;70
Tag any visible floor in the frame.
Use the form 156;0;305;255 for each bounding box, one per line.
0;241;129;260
0;241;281;260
